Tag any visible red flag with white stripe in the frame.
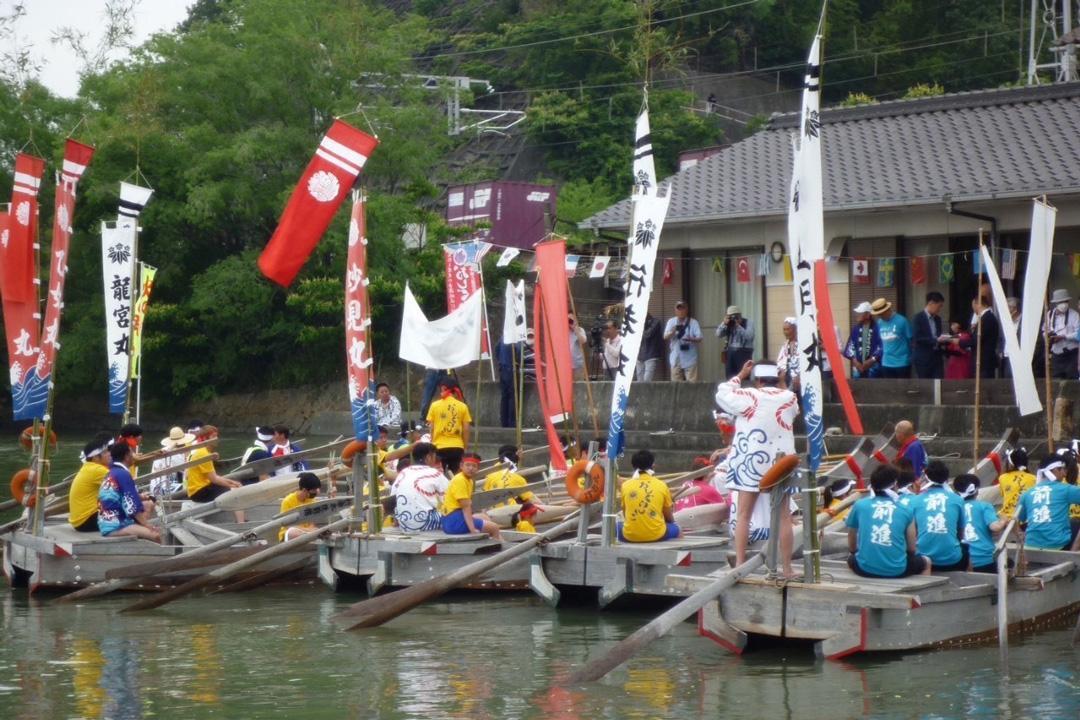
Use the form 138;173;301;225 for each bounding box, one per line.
258;120;378;287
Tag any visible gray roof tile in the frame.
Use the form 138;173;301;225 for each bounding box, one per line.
582;82;1080;230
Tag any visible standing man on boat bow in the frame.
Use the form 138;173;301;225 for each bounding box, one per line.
715;360;798;576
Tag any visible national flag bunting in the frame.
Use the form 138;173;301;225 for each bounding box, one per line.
852;257;869;284
910;256;926;285
736;256;751;283
939;255;955;283
876;258;895;288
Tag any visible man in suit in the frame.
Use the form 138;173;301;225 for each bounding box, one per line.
964;296;1001;378
912;291;946;379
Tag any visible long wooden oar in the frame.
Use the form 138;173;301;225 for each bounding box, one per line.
566;551;767;683
120;516;355;612
995;517;1017;657
224;438;350;482
208;555;313;594
53;496;353;603
333;511;583;630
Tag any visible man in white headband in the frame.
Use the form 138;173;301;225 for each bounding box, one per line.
714;359;799;576
69;432;116;533
1016;457;1080;551
775;317;800;389
240;426;276;484
953;474;1007;573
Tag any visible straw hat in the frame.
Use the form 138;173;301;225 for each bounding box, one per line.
161;426;196;448
870;298;892;316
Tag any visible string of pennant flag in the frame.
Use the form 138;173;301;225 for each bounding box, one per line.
483;242;1080;283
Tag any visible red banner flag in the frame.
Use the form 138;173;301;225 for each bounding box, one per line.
736;256;751;283
3;153;46;420
910;256;926;285
345;192;377;440
534;239;573;473
443;239;492;358
36;140;95;399
258;120;378;287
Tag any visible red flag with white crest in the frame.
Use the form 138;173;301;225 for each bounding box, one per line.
259;120;378;287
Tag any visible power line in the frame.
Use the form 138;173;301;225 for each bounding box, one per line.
411;0;765;61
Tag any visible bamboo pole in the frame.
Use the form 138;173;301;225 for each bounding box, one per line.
973;230;985;467
1044;289;1055;453
567;290;600;438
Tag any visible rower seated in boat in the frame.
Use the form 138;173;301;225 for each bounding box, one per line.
374;425;412;484
441;453;501;539
673;473;727;513
98;443;160;542
894;458;918;505
390;442;448;532
846;465;931;578
954;474;1007;573
185;425;244;522
997;448;1036;518
483;445;544;532
279;472;322;541
1016;457;1080;551
618;450;680;543
821;478;856;521
910;461;969;571
69;433;115;533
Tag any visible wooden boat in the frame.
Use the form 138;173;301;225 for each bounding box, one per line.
1;456;350;594
687;428;1072;658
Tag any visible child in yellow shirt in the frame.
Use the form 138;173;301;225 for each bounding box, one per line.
440;453;501;539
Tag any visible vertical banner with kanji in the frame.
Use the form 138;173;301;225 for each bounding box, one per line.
345;193;377;441
443;238;492;359
3;154;47;420
607;191;671;459
27;139;95;419
129;263;156;380
102;220;137;414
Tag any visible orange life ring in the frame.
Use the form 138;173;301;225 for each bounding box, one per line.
10;469;36;508
341;440;367;468
565;459;605;504
19;426;58;451
759;454;801;491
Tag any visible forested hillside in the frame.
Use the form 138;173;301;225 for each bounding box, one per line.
0;0;1040;409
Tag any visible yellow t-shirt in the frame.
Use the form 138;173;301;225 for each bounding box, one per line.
440;472;474;515
69;462;108;527
185;447;216;497
620;473;673;543
482;469;535;506
278;490;315;541
426;397;472;450
998;470;1036;517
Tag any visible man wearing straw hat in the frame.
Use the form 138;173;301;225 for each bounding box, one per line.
1044;288;1079;379
871;298;912;379
149;426;196;496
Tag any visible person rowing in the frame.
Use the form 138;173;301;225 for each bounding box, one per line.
954;474;1008;573
69;432;115;534
1016;456;1080;551
846;464;931;578
278;472;323;541
910;460;968;571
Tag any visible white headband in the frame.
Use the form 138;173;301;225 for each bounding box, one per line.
958;484;978;499
256;428;274;442
1043;459;1065;473
783;317;797;326
80;442;111;462
752;364;779;379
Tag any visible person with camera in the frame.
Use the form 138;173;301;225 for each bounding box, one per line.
568;314;589;381
601;320;623;379
664;300;703;381
716;304;754;379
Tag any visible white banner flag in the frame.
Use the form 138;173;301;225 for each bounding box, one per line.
399;283;482;369
496;247;520;267
786;21;826;470
607;190;671;458
632;109;656;196
982;245;1041;416
502;279;527;344
118;181;153;219
589;256;610;279
1021;200;1056;360
102;220;137;414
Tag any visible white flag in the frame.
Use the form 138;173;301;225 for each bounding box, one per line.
102;219;137;414
632;109;656;197
1020;200;1056;360
118;181;153;219
982;245;1041;416
589;256;610;279
399;283;482;369
502;279;527;344
496;247;520;267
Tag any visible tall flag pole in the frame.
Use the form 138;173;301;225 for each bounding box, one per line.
3;153;47;420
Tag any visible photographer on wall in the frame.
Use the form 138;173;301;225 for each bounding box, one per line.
664;300;703;382
716;304;754;380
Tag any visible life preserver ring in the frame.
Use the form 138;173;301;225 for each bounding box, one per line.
565;459;604;504
341;440;367;468
759;454;800;491
10;469;36;508
19;426;57;451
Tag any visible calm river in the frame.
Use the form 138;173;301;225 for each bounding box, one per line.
1;437;1078;719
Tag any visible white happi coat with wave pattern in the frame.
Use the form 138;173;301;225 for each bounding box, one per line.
714;377;798;493
391;464;449;531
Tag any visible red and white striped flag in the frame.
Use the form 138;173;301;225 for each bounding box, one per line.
258;120;378;287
